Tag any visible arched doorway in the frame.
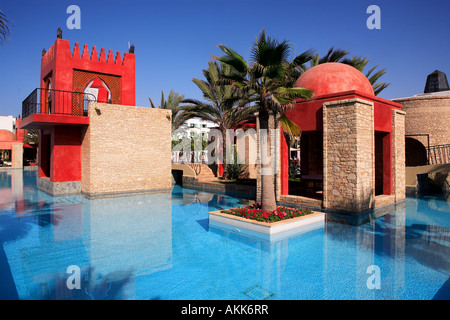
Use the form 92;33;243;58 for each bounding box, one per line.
405;137;427;166
287;131;323;199
43;78;52;114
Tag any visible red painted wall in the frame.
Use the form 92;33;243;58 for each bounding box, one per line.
280;128;289;195
38;126;83;182
40;38;135;111
34;37;136;183
52;126;82;182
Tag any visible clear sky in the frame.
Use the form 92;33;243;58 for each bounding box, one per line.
0;0;449;117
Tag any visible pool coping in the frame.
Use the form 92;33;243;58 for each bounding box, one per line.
208;209;325;241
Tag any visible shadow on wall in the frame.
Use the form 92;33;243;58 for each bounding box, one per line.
417;172;450;200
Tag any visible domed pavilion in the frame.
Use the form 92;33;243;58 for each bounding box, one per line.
259;62;406;224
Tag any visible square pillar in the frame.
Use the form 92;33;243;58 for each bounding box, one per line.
392;109;406;202
37;126;83;196
11;143;23;168
323;98;375;213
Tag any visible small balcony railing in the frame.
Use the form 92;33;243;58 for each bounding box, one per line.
22;88;97;119
427;144;450;165
172;151;208;164
406;143;450;166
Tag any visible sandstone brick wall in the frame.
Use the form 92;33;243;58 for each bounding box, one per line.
323;98;375;212
12;143;23;168
393;95;450;147
81;103;172;196
392;109;406;201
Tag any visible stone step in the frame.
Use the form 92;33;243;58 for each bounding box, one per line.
197;178;218;183
196;174;217;179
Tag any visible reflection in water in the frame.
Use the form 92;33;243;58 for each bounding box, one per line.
0;169;449;300
207;197;449;299
1;169;173;299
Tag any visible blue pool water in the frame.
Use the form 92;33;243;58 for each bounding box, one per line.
0;169;449;300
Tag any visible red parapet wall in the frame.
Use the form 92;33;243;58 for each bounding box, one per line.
40;38;135;109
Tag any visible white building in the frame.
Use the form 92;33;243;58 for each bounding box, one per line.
173;118;217;140
0;115;16;133
171;118;217;164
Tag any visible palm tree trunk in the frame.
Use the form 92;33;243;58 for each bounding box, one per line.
220;127;226;178
259;111;277;212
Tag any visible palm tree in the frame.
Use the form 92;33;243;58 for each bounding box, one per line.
182;60;258;177
214;30;313;212
0;10;12;45
23;129;39;145
148;90;193;131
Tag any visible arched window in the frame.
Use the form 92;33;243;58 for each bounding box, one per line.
44;78;52;114
84;77;111;103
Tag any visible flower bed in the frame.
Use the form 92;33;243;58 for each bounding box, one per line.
220;202;313;223
210;204;324;241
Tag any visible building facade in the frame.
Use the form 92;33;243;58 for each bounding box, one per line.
20;30;171;197
393;70;450;166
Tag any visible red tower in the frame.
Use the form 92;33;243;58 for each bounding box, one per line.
20;29;136;194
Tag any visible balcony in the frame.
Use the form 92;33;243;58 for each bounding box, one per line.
20;88;96;130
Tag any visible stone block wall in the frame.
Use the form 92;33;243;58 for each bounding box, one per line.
38;178;81;196
323;98;375;212
11;143;23;168
393;95;450;147
392;109;406;201
81;103;172;197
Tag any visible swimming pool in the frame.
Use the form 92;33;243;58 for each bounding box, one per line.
0;169;449;300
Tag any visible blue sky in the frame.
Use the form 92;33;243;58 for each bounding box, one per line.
0;0;449;117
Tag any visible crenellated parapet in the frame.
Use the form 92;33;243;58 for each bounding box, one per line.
69;42;133;67
42;39;134;69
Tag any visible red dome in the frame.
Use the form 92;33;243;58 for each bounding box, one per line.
294;62;374;97
0;129;16;141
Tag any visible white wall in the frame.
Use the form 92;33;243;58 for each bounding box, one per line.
0;115;15;132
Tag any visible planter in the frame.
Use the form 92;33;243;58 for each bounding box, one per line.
209;209;325;242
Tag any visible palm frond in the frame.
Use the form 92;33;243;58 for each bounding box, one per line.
365;66;387;85
0;10;12;45
148;97;156;108
279;115;301;146
341;56;369;72
373;82;391;96
318;47;349;64
215;44;248;75
277;87;313;99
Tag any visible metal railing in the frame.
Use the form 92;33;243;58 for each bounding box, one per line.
22;88;97;119
427;144;450;165
171;151;208;164
406;143;450;166
172;151;209;175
